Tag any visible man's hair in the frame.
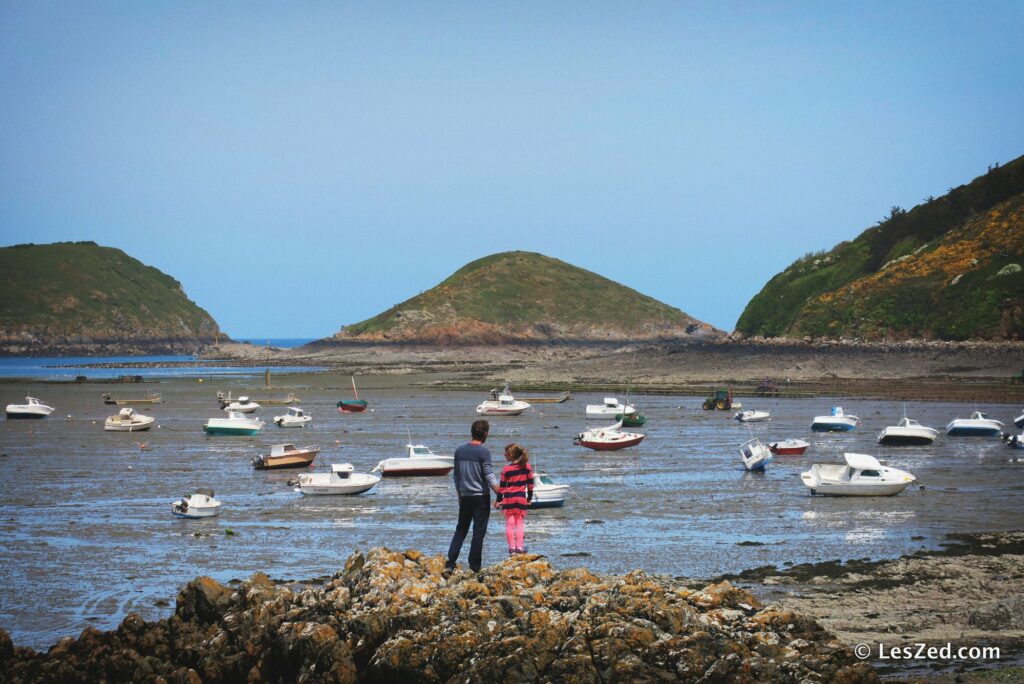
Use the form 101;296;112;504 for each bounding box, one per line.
471;419;490;442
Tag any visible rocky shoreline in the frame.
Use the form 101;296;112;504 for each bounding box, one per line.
3;549;876;683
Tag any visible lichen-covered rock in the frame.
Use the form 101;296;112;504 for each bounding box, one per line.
3;548;879;683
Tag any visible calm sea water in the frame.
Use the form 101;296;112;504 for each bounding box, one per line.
0;356;324;379
2;378;1023;649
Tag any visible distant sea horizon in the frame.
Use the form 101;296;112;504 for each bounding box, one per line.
233;338;318;348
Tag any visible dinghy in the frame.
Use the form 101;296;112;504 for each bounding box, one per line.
735;409;771;423
252;443;320;470
768;439;810;455
801;453;916;496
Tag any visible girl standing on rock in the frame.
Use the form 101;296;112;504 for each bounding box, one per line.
495;443;534;556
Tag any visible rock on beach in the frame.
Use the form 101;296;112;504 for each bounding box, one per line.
2;548;877;683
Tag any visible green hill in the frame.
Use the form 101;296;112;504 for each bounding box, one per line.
333;251;719;344
0;241;223;354
736;155;1024;341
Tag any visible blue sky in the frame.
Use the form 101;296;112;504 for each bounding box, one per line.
2;2;1023;338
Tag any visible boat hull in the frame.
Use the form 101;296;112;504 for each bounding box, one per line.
171;507;220;518
337;401;368;413
476;407;528;416
769;441;809;455
805;481;911;497
577;435;645;450
530;496;566;509
947;426;1001;437
5;410;49;419
204;426;260;436
104;421;154;432
878;433;935;445
377;465;453;477
811;420;857;432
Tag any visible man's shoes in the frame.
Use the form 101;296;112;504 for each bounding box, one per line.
442;562;456;579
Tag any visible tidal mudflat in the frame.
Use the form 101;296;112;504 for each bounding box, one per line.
1;375;1023;653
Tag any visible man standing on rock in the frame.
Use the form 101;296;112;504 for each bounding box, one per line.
445;419;501;575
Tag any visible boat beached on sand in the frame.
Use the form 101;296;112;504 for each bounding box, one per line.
295;463;380;495
273;407;312;428
768;439;810;455
531;473;570;508
574;421;645;450
371;444;454;477
171;489;222;518
585;397;635;419
222;396;260;413
801;453;916;496
740;438;773;471
476;385;531;416
6;396;55;419
878;417;938;445
337;377;369;413
252;443;320;470
735;409;770;423
946;411;1003;437
103;391;161;405
203;411;264;436
104;407;156;432
811;407;860;432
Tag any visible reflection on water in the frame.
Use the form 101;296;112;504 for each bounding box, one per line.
1;380;1023;648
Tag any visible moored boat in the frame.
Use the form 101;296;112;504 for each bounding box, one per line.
296;463;380;495
768;439;810;455
104;407;156;432
476;384;530;416
740;438;773;471
585;397;635;419
801;453;916;496
615;411;647;427
1003;432;1024;450
171;489;222;518
735;409;771;423
1015;411;1024;430
222;396;260;413
273;406;312;428
5;396;54;419
337;377;369;413
252;443;320;470
811;407;860;432
371;444;454;476
946;411;1003;437
103;391;161;405
531;472;570;508
877;417;938;445
203;411;263;436
574;421;645;450
520;392;572;404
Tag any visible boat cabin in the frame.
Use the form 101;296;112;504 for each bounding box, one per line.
270;444;298;457
331;463;354;479
602;397;620;408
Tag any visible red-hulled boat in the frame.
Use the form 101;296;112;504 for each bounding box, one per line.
768;439;810;455
574;421;645;451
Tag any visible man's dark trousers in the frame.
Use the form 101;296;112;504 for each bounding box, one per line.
447;494;490;571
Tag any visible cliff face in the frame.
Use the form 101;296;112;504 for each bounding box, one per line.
737;155;1024;341
0;242;223;355
1;548;877;683
330;251;721;345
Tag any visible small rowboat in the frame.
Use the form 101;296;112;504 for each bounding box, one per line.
103;392;161;405
768;439;810;455
615;412;647;427
520;392;572;404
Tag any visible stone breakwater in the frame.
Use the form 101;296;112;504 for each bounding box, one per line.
1;549;877;683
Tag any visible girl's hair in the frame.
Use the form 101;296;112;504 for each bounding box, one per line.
504;443;529;466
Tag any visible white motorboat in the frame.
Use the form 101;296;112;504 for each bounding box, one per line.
740;438;773;471
5;396;54;419
946;411;1003;437
735;409;771;423
296;463;380;495
222;396;260;413
531;472;570;508
585;397;636;419
203;411;264;436
104;407;156;432
476;385;531;416
811;406;860;432
1015;411;1024;430
252;443;320;470
768;439;810;455
273;406;312;428
801;453;916;496
574;421;645;450
877;417;938;445
371;444;454;477
171;489;222;518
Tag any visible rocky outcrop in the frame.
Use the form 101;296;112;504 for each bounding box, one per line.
3;549;876;683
